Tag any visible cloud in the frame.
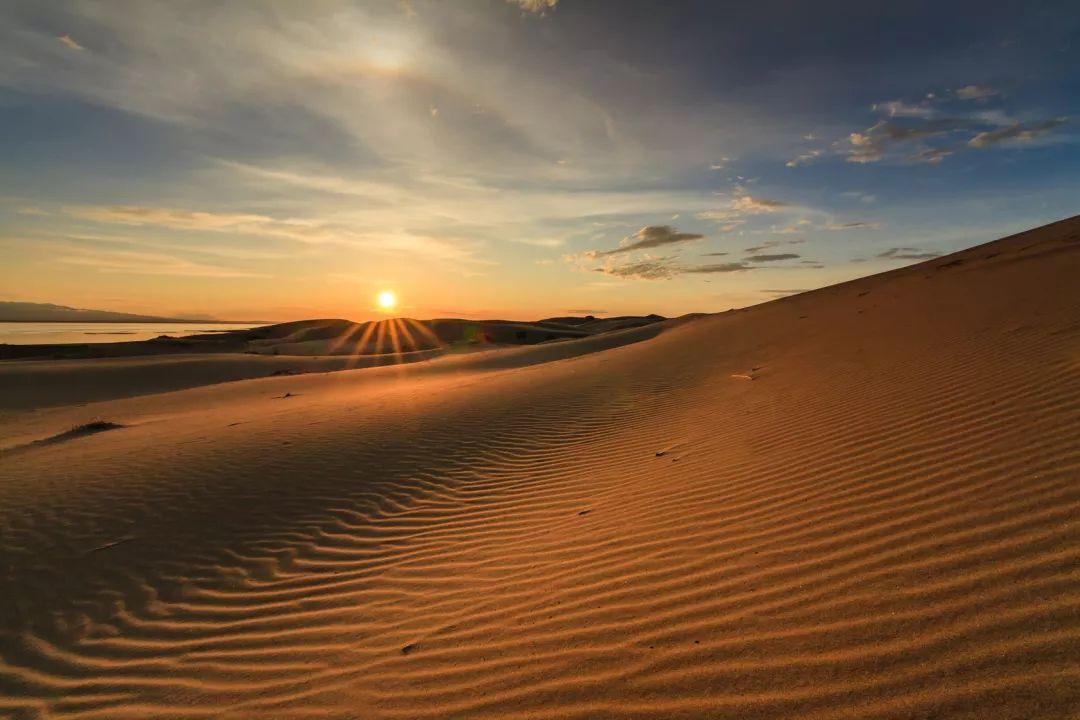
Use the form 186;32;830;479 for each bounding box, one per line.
8;239;273;279
786;149;822;167
911;147;955;164
968;119;1068;148
878;247;942;260
593;225;704;256
955;85;999;101
63;203;489;265
731;195;787;213
845;119;973;164
709;157;731;170
697;190;794;232
507;0;558;13
594;258;678;280
745;237;805;253
701;251;729;256
693;215;745;232
822;221;881;230
838;192;877;204
774;219;812;234
57;34;84;51
873;100;935;118
66;205;289;233
840;88;1069;164
683;263;754;274
745;253;800;262
590;253;760;280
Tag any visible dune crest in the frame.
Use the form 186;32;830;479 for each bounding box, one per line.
0;217;1078;719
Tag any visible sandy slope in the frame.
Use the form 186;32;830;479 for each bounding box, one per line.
0;217;1078;719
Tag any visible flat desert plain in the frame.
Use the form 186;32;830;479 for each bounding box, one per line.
1;216;1078;719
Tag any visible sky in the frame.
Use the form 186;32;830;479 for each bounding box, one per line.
1;0;1077;322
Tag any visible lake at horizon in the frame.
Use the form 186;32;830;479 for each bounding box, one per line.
0;322;263;345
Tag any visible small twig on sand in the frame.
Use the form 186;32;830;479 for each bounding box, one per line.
84;536;136;555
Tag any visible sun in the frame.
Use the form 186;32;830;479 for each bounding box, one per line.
376;290;397;312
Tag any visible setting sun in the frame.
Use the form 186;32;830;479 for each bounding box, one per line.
376;290;397;311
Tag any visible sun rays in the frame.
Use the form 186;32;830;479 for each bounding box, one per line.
324;316;447;370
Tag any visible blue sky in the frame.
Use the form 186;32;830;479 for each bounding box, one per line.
1;0;1077;320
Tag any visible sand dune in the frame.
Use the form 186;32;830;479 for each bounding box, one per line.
0;315;665;410
0;217;1078;719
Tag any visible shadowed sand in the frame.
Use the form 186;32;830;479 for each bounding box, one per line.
0;217;1078;719
0;315;665;410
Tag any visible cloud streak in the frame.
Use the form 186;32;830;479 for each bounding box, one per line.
878;247;942;260
968;119;1068;148
592;225;704;257
56;34;84;51
745;253;800;262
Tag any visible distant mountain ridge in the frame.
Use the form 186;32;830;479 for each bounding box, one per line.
0;302;217;323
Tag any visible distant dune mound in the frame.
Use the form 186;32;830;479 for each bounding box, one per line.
0;314;666;360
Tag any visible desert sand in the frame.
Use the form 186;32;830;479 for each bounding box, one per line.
0;217;1078;719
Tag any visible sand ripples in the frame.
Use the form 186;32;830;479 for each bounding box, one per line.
1;219;1079;718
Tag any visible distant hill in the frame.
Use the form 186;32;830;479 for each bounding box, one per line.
0;314;667;360
0;302;216;323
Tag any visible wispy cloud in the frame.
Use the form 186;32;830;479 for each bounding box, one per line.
838;89;1069;164
878;247;942;260
63;203;491;265
731;195;787;213
683;263;754;274
21;241;271;279
786;149;822;167
56;34;84;51
592;225;704;257
508;0;558;13
873;100;935;118
594;257;680;280
822;221;881;230
696;191;789;226
968;119;1068;148
845;118;974;164
955;84;999;101
745;253;800;262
